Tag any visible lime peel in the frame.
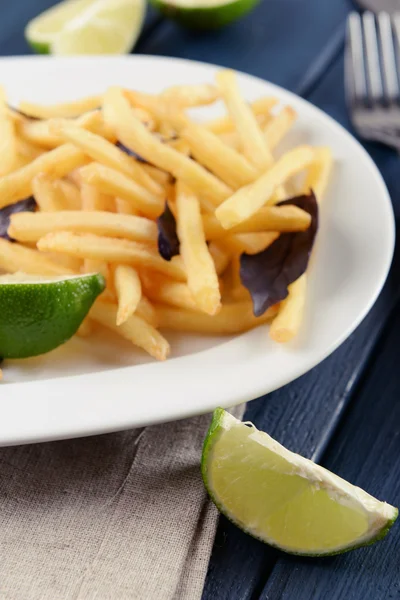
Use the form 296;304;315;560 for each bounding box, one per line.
202;408;397;556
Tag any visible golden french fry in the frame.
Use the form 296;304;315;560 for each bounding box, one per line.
53;122;163;196
208;242;231;276
217;131;241;151
15;137;44;161
77;319;94;337
269;274;306;343
304;147;333;201
176;181;221;315
103;87;232;205
142;164;171;187
115;197;139;216
18;95;101;119
54;178;81;210
0;87;17;176
80;162;163;219
235;232;279;254
162;84;218;107
90;300;169;361
204;97;278;134
114;265;142;325
216;70;273;170
157;301;278;334
167;138;191;156
215;146;314;229
9;210;158;244
203;205;310;239
18;111;106;149
37;232;186;281
83;259;109;280
181;123;258;189
0;143;86;208
142;273;197;311
136;295;159;328
263;106;297;149
32;174;68;212
0;238;73;276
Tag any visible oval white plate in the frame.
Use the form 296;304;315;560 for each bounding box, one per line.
0;56;394;446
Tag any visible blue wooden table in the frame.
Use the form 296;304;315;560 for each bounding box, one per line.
6;1;400;598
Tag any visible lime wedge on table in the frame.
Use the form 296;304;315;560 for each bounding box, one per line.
149;0;260;28
202;409;397;556
0;272;105;359
25;0;145;55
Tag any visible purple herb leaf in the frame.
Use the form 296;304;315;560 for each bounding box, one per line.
0;197;37;242
240;191;318;317
157;202;180;261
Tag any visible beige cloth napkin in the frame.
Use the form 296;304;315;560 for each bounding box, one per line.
0;405;244;600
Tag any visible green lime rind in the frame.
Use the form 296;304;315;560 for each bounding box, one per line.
201;408;398;557
149;0;261;29
28;40;51;54
0;273;105;359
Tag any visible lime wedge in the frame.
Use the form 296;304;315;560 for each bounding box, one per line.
149;0;260;28
202;408;397;556
0;272;105;358
25;0;145;55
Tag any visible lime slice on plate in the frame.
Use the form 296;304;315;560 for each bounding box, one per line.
0;272;105;359
149;0;261;28
202;408;397;556
25;0;145;55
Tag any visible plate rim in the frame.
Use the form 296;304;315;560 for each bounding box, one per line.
0;54;395;446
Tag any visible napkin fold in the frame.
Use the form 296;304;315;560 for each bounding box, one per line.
0;405;244;600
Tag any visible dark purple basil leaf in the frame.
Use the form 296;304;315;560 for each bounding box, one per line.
116;141;148;164
240;191;318;317
0;197;37;242
157;202;180;261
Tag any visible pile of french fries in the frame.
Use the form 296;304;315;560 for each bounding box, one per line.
0;70;333;362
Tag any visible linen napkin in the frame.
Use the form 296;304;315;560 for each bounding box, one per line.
0;405;244;600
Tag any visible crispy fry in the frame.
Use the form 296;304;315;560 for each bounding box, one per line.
32;174;68;212
83;258;109;280
142;273;197;311
208;242;231;276
215;146;314;229
304;147;333;201
114;265;142;325
18;111;106;149
16;137;44;161
0;87;17;176
157;301;278;334
142;164;171;186
37;232;186;281
103;87;232;205
54;178;81;210
77;319;94;337
204;97;278;134
115;197;139;216
9;211;158;244
162;84;218;107
176;182;221;315
269;275;306;343
0;238;73;276
181;123;257;189
216;70;273;170
90;300;169;361
18;95;101;119
263;106;297;149
80;162;164;219
0;143;86;208
53;122;163;196
136;295;159;328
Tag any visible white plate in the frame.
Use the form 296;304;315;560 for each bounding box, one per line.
0;56;394;446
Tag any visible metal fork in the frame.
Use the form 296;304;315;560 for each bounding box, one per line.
345;11;400;149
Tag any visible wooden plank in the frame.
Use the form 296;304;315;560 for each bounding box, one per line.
203;39;400;600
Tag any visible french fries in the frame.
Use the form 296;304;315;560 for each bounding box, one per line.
215;146;314;229
79;162;164;219
157;302;278;334
176;181;221;315
0;70;332;365
90;301;169;361
37;232;186;281
114;265;142;325
9;211;158;244
216;70;273;170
